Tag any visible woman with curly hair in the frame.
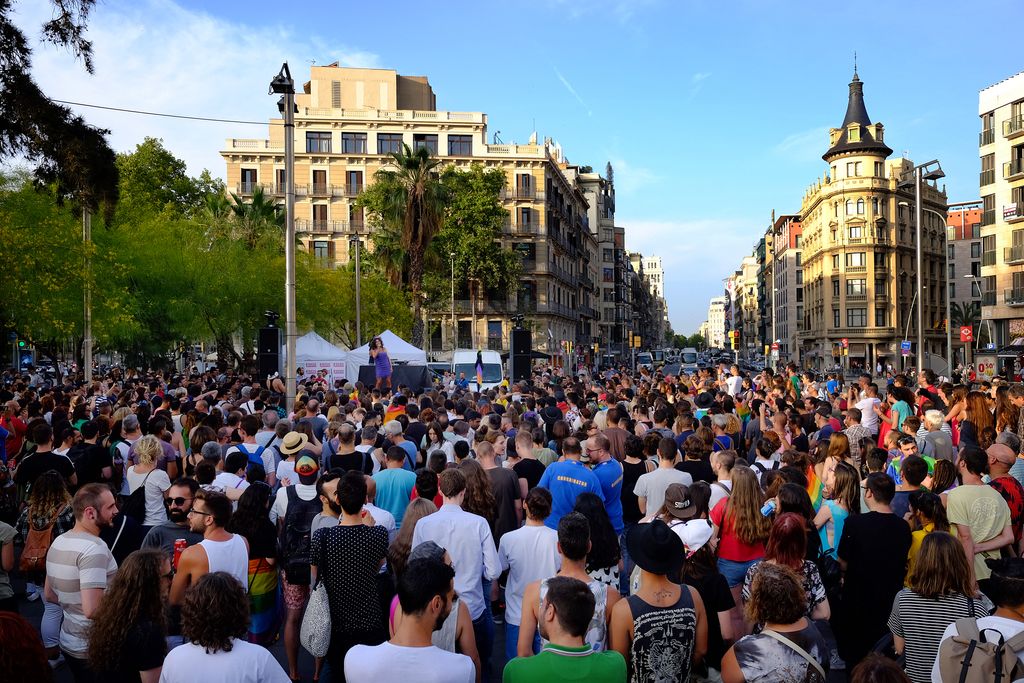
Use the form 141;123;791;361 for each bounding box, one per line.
225;482;280;646
159;572;290;682
88;548;169;681
15;470;74;664
457;458;496;532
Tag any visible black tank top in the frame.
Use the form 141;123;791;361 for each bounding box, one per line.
626;588;697;683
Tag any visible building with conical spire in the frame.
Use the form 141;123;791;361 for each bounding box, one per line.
794;69;947;371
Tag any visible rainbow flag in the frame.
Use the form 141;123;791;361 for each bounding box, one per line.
475;350;484;391
806;465;824;511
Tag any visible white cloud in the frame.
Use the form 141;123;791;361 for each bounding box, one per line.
18;0;381;179
619;217;756;333
691;72;711;84
774;126;829;162
553;67;592;116
606;157;659;196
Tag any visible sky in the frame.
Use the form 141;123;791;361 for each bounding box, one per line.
15;0;1024;334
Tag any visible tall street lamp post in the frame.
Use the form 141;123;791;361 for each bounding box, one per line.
350;237;362;347
270;63;297;412
899;160;945;375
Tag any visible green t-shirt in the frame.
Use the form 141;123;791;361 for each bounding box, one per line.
947;484;1012;580
790;375;802;399
503;644;626;683
0;521;16;600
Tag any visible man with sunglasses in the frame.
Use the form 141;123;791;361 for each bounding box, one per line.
169;489;249;609
142;477;203;558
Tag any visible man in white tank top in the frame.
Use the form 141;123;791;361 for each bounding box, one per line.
170;489;250;607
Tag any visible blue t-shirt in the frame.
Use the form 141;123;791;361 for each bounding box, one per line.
373;468;417;526
592;459;624;534
397;440;418;471
818;498;850;553
538;460;605;530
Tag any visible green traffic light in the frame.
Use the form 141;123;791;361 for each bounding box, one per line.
17;340;25;347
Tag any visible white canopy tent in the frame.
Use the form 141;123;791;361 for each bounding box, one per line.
289;331;348;382
343;330;427;382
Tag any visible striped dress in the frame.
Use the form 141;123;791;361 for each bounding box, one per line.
887;588;987;683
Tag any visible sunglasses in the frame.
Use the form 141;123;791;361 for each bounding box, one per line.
165;497;192;507
187;509;212;517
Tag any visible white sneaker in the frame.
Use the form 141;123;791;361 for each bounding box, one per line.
48;654;65;669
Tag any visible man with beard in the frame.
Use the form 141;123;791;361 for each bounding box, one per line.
344;554;474;683
44;483;119;680
503;576;626;682
142;477;204;557
169;489;249;607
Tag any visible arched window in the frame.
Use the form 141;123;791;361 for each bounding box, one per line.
846;200;854;215
857;199;865;214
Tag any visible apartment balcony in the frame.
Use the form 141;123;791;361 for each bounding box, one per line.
296;219;346;235
982;210;997;227
501;188;545;201
345;184;364;197
1005;116;1024;140
846;265;867;273
1006;203;1024;224
982;250;997;267
981;128;996;146
310;184;335;198
1006;289;1024;306
236;182;270;195
1004;159;1024;181
981;169;996;186
846;292;868;301
503;221;537;237
1005;245;1024;264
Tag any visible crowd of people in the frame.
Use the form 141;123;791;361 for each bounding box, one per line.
2;359;1024;682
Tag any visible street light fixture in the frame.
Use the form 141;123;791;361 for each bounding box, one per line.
270;63;297;412
349;238;363;347
900;200;953;376
898;160;945;374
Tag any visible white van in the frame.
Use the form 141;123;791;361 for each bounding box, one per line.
681;347;699;374
636;352;653;371
452;349;505;391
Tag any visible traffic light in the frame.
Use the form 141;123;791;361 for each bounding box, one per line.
17;340;25;348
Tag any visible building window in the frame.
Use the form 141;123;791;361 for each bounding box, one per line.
971;243;981;258
240;168;257;192
519;208;532;227
832;254;840;269
846;252;866;268
413;134;438;154
377;133;403;154
795;253;802;266
847;308;867;327
603;267;614;283
971;261;981;277
603;249;613;262
874;161;884;177
948;244;955;259
848;127;861;143
342;132;367;154
305;131;332;153
948;264;955;279
833;309;841;327
832;279;840;297
949;283;956;299
847;279;866;296
973;280;982;298
876;276;886;292
796;271;803;285
794;234;802;248
875;307;887;326
796;288;803;302
346;170;363;193
846;200;854;215
872;197;880;214
849;226;862;239
313;240;329;261
856;198;865;214
448;135;472;156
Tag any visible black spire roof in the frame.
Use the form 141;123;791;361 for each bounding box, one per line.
823;70;893;162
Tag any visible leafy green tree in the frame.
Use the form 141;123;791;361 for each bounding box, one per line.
115;137;221;222
0;0;118;220
359;144;448;346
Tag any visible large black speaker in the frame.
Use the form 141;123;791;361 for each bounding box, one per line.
257;327;281;378
510;327;532;382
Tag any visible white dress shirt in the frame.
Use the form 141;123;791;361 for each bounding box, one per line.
412;503;500;620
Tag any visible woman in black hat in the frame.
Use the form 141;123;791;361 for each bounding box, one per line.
610;520;708;683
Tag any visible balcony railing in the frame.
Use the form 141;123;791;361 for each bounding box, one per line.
846;264;867;272
982;210;996;226
981;169;996;186
1006;288;1024;306
345;184;363;197
846;292;868;301
1005;159;1024;180
296;219;346;234
1006;203;1024;224
310;183;331;197
236;182;267;195
487;337;503;351
982;250;997;266
981;128;996;146
1005;116;1024;139
502;188;544;201
1005;245;1024;264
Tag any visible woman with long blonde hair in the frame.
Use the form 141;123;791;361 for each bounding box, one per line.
125;434;172;530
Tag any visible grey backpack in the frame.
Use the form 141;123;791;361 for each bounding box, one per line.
937;618;1024;683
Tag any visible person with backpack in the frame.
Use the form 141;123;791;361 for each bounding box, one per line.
272;455;322;682
932;557;1024;682
226;415;276;486
15;470;74;665
124;435;171;532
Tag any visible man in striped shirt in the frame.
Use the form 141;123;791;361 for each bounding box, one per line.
44;483;119;680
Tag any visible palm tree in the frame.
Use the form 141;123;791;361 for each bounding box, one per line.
228;186;284;250
950;301;980;329
370;143;448;346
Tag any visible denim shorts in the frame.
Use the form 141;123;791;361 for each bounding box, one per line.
717;557;759;587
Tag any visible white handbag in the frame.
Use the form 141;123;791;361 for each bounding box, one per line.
300;573;332;657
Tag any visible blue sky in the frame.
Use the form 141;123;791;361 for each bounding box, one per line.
18;0;1023;333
